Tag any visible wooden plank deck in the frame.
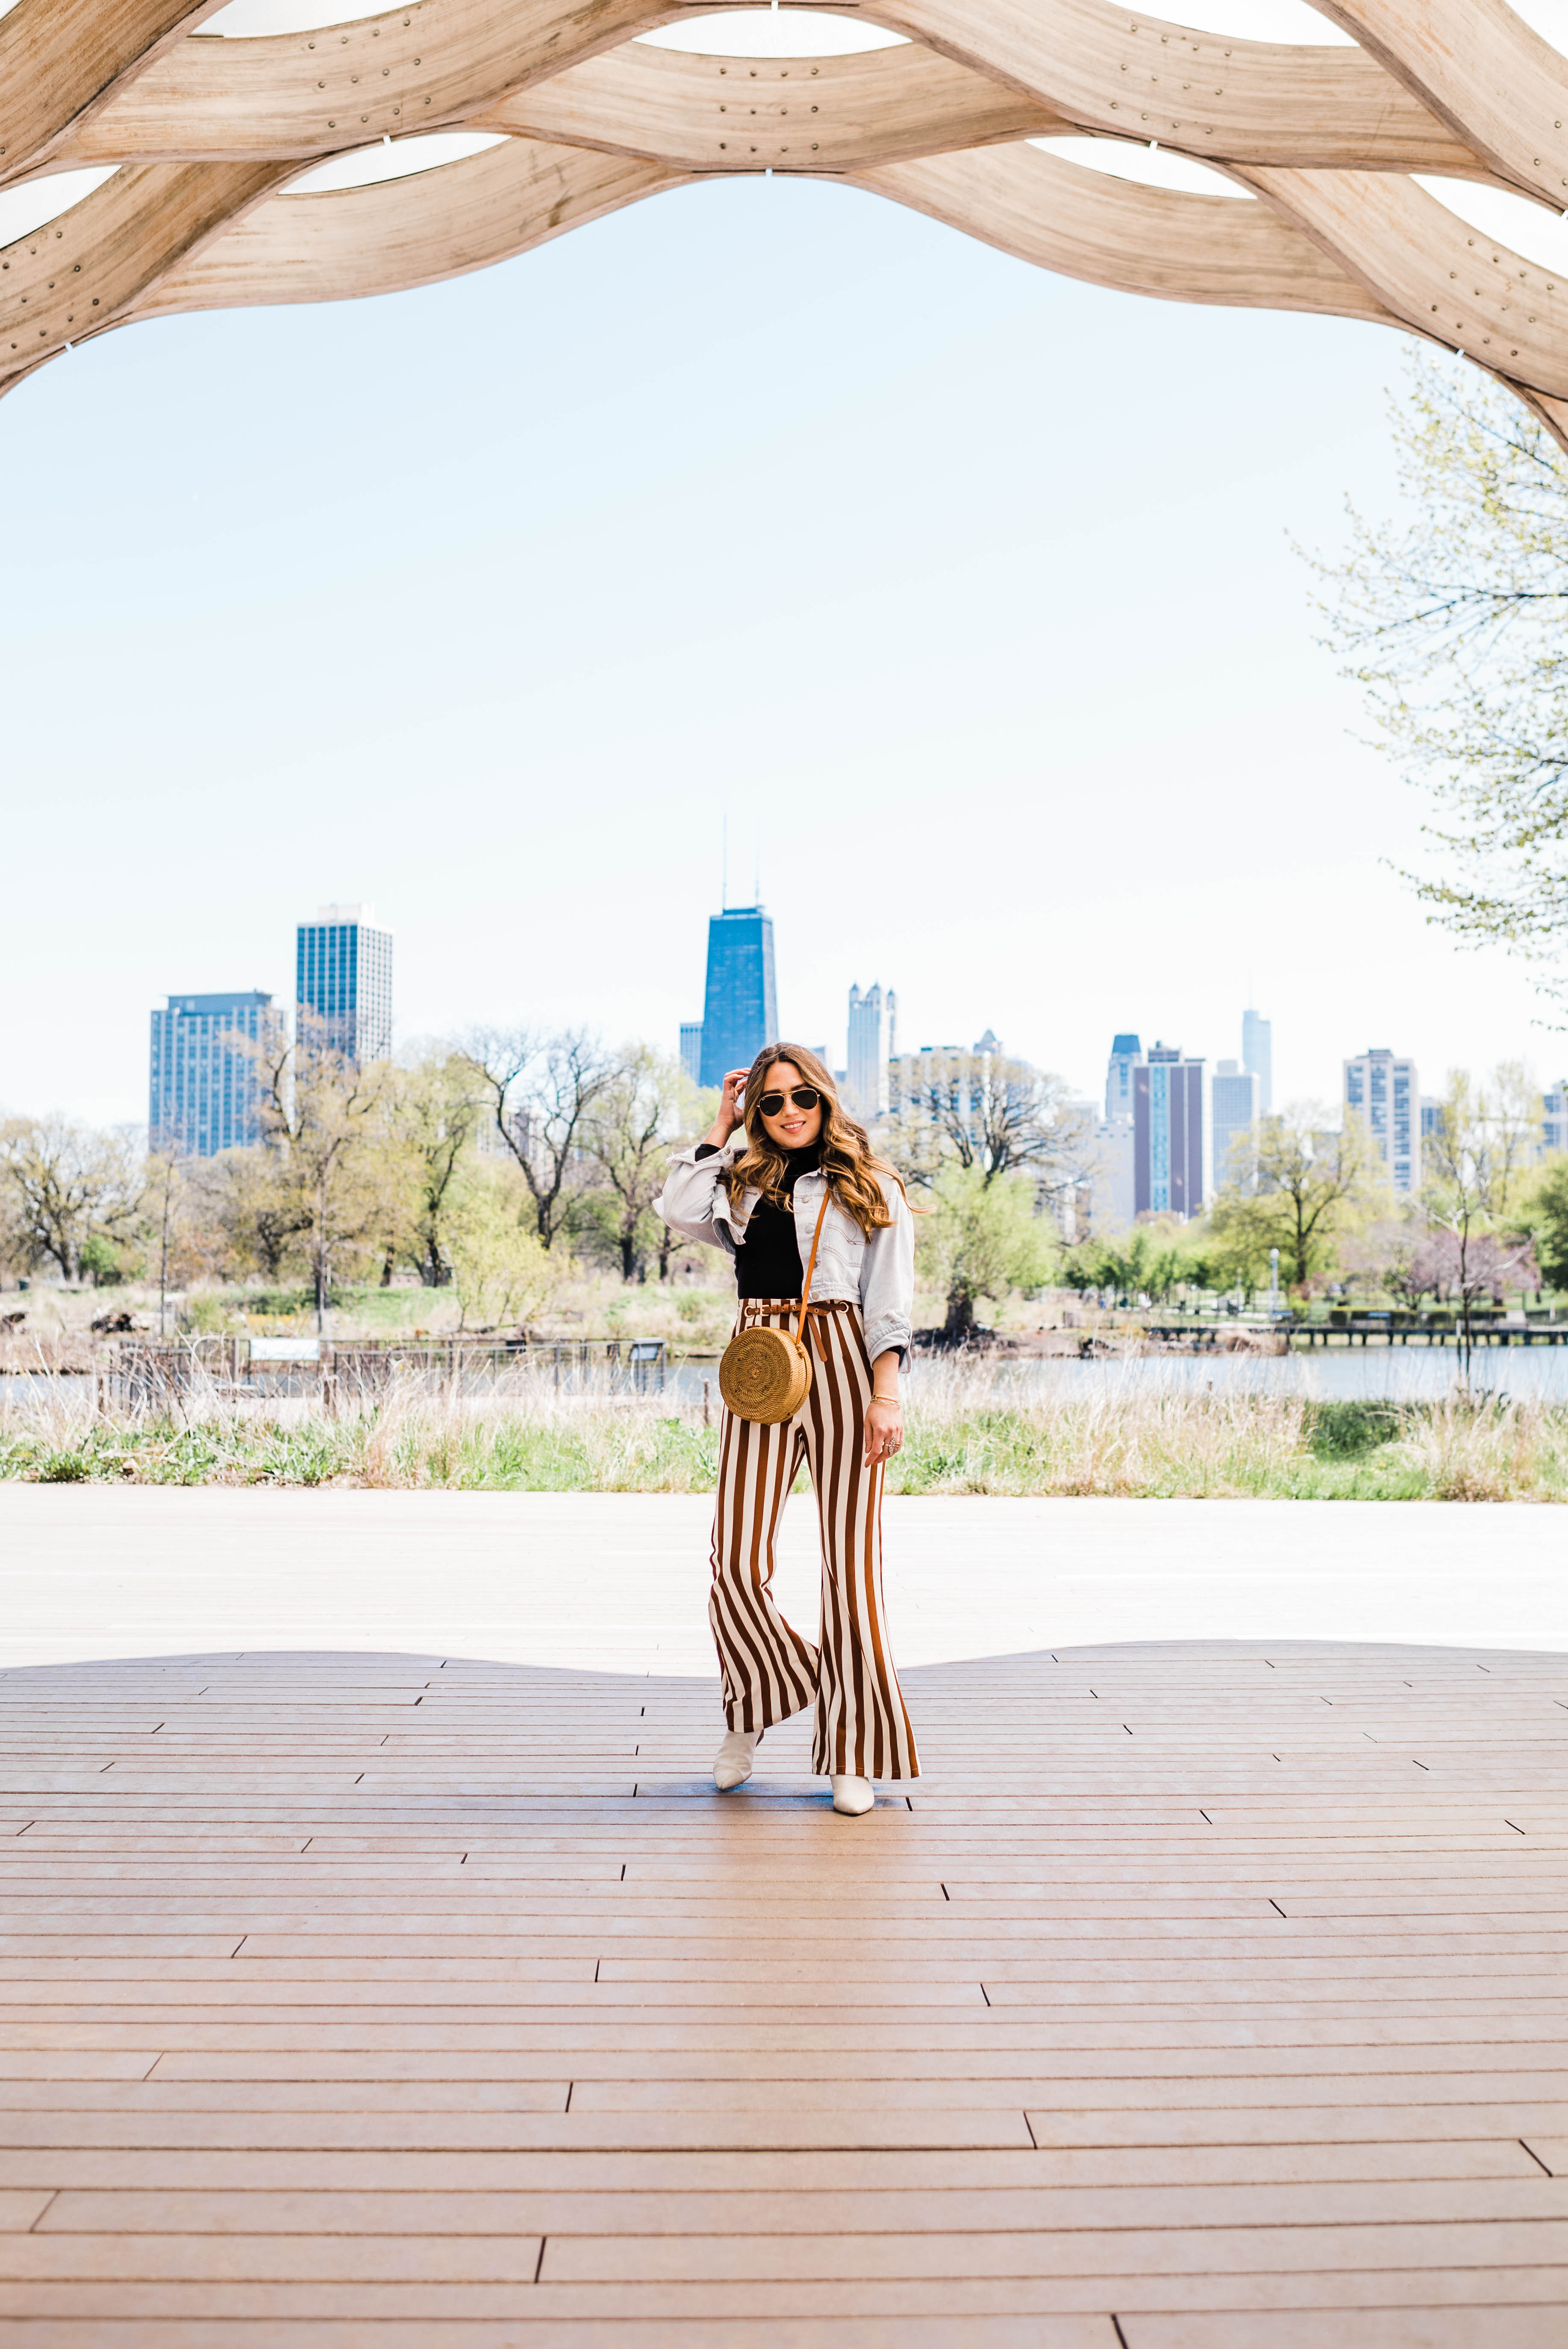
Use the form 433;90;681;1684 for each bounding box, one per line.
0;1638;1564;2345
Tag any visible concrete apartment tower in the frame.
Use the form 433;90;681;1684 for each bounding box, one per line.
1092;1033;1142;1229
296;905;394;1064
1344;1047;1420;1192
846;983;895;1120
148;991;283;1156
1210;1060;1260;1192
696;906;777;1089
1242;1006;1273;1114
1134;1043;1208;1218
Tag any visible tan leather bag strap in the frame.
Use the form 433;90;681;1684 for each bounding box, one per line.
796;1190;832;1349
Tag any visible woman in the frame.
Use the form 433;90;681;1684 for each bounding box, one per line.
656;1044;919;1817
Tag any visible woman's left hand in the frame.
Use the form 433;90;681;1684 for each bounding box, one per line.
864;1395;903;1469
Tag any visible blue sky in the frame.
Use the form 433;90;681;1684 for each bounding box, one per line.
3;32;1564;1124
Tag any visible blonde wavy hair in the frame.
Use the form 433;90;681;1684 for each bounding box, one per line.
723;1042;906;1239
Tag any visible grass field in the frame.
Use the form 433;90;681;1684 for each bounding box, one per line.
4;1366;1565;1500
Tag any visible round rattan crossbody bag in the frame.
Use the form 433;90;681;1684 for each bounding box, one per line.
718;1191;832;1425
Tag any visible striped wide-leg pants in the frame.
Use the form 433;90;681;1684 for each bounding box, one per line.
709;1297;919;1781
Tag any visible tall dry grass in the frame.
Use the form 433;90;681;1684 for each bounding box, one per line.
1;1358;1565;1498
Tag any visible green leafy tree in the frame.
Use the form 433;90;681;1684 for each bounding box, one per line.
255;1016;405;1328
1064;1222;1194;1307
1207;1105;1381;1295
1524;1156;1568;1292
384;1048;485;1287
919;1164;1056;1342
196;1144;312;1283
1303;352;1568;1013
445;1161;565;1331
0;1116;143;1283
1423;1070;1540;1381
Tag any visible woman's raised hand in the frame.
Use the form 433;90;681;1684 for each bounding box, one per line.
705;1069;752;1149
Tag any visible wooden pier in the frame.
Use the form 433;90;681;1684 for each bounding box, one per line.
1;1637;1565;2341
1144;1316;1568;1352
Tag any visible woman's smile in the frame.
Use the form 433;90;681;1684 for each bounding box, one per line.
756;1060;826;1153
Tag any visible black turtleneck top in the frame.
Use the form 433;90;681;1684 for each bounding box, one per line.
696;1139;822;1298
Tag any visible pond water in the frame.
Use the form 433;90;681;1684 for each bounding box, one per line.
905;1350;1568;1404
6;1349;1568;1412
666;1351;1568;1405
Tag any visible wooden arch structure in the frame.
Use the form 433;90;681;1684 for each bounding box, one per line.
4;0;1568;439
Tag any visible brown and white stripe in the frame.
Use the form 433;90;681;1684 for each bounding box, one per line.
708;1297;919;1781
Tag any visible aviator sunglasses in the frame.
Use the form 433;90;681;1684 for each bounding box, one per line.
755;1085;823;1116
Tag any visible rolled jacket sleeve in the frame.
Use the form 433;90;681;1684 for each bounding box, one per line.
859;1180;915;1367
655;1145;736;1252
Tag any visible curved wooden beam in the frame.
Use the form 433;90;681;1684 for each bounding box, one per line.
1313;0;1568;209
0;159;287;386
49;0;1488;180
868;0;1487;177
0;0;216;184
48;0;662;166
133;134;681;309
115;132;1389;335
1244;166;1568;398
856;143;1395;323
484;41;1067;171
5;0;1567;447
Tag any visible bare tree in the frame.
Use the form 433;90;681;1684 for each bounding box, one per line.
889;1050;1091;1202
142;1152;182;1336
583;1046;687;1282
460;1027;618;1249
0;1116;143;1283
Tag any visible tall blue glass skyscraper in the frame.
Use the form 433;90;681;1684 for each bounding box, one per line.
696;906;778;1087
296;904;394;1064
148;992;282;1156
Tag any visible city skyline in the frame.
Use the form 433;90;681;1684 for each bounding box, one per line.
6;166;1563;1137
112;896;1568;1162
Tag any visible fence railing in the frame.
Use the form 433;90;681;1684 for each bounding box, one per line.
102;1336;668;1409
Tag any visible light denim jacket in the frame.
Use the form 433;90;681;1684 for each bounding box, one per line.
656;1143;915;1367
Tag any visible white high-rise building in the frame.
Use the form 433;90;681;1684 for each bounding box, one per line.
847;983;894;1120
1242;1007;1272;1114
1544;1080;1568;1157
1092;1117;1137;1228
1211;1060;1259;1191
1344;1047;1420;1192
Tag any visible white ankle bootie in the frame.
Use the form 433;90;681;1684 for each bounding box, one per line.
831;1775;874;1816
713;1729;758;1791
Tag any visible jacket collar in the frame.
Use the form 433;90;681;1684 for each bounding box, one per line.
711;1142;826;1239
